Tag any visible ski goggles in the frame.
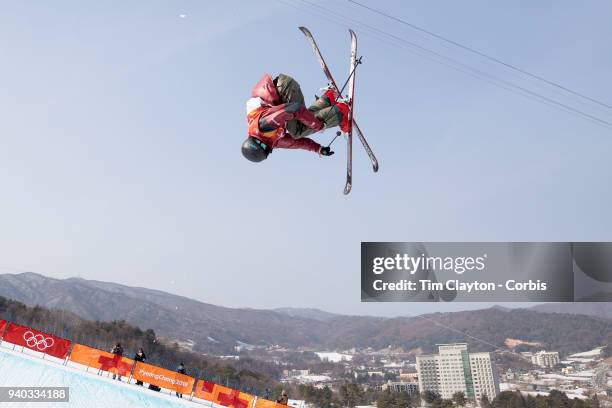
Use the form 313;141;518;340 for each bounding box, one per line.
253;137;272;155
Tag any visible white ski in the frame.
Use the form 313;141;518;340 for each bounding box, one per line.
299;27;379;194
344;30;358;195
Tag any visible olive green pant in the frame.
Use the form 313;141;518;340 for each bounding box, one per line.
275;74;343;138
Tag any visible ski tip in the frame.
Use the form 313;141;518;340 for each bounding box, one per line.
373;162;379;173
344;179;352;195
298;26;310;34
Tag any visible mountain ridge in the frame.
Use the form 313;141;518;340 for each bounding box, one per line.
0;272;609;356
0;272;327;353
530;302;612;320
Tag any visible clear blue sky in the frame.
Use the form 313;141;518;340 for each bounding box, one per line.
1;1;611;317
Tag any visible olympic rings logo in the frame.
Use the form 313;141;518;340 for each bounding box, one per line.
23;331;54;351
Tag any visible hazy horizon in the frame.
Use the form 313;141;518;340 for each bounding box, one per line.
1;270;540;318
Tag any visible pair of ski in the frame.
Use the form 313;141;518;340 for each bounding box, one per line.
299;27;379;195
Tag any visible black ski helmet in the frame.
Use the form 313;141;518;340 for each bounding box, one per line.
241;137;271;163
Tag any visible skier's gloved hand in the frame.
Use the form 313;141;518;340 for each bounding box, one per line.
319;146;334;157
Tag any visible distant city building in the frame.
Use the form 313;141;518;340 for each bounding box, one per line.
505;369;515;380
287;400;307;408
284;369;310;377
381;380;419;394
399;372;418;382
530;351;560;368
416;344;499;403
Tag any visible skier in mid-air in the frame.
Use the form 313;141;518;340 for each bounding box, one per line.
241;73;351;162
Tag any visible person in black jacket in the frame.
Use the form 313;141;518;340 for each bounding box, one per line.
176;363;186;398
111;343;124;380
111;343;124;356
133;348;146;386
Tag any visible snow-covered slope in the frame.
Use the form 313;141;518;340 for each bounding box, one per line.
0;347;203;408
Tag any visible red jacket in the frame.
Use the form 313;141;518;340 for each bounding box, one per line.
246;74;321;153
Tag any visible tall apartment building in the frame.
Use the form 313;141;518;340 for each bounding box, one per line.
530;351;560;368
416;344;499;404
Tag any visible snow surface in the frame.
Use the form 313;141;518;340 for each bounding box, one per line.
565;357;596;363
0;346;215;408
314;352;352;363
522;390;587;400
499;382;519;391
539;373;591;382
291;374;331;383
568;347;603;358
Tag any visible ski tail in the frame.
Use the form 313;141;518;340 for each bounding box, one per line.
298;27;340;90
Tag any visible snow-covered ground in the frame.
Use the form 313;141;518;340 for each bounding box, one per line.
314;352;352;363
522;390;587;400
499;382;519;391
0;345;216;408
568;347;604;359
566;358;597;363
539;373;592;382
291;374;331;384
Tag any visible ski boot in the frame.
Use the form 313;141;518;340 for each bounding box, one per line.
320;86;351;132
335;98;352;133
319;85;341;105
